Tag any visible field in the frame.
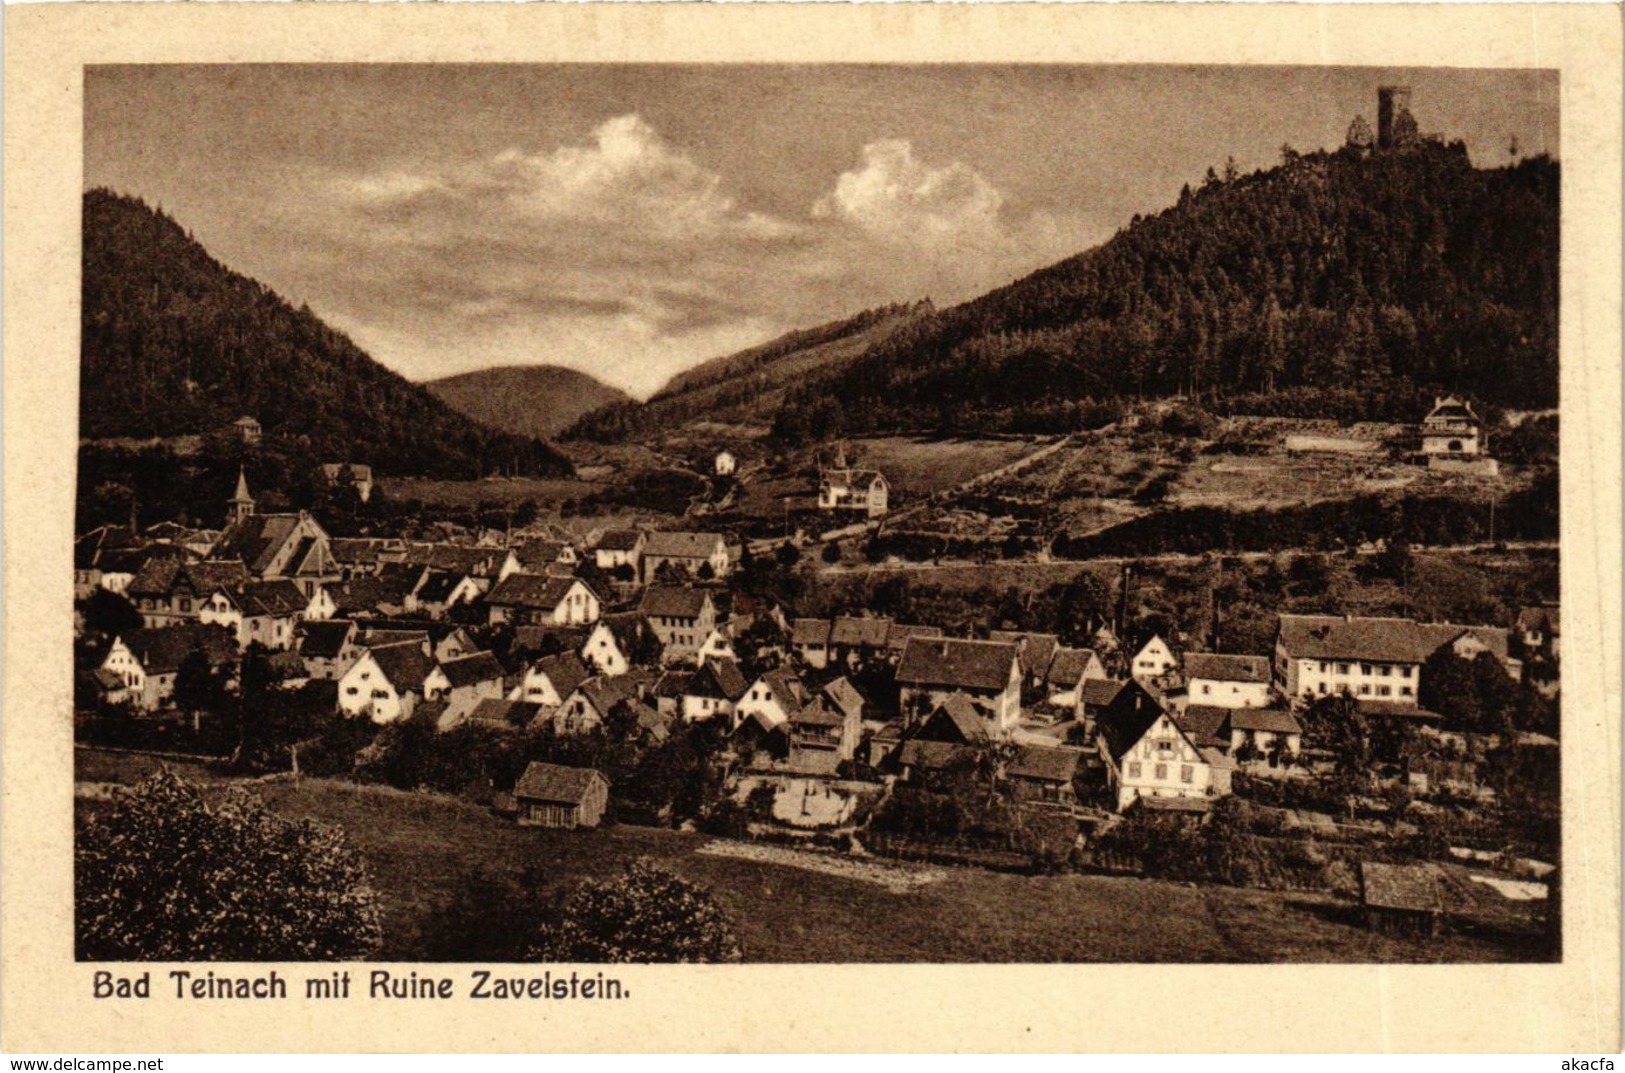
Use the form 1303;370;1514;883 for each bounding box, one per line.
851;436;1047;497
79;754;1543;963
378;475;601;510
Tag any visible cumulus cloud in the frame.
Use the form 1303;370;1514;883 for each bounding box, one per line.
813;138;1006;244
265;120;1094;397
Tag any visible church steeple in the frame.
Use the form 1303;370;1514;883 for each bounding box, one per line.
229;466;256;524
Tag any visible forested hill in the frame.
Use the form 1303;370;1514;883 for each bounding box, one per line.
562;300;933;443
425;365;630;440
80;189;571;479
775;142;1559;441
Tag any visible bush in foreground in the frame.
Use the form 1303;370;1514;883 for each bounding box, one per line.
530;859;742;963
76;769;383;960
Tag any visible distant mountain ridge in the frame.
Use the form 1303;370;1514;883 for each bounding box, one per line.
425;365;632;440
562;300;933;442
80;189;570;479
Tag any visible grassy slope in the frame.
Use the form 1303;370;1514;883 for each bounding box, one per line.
77;758;1541;963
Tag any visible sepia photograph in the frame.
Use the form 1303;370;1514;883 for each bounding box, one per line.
67;61;1568;968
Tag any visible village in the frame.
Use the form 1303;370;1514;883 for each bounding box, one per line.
72;390;1561;957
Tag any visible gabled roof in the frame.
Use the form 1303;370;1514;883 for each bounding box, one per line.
115;624;236;675
884;623;943;652
821;467;887;488
831;616;891;649
329;538;384;566
213;514;312;575
1006;745;1081;783
465;698;544;729
1423;395;1479;424
1177;705;1233;750
298;619;357;660
1095;681;1177;760
574;676;639;718
414;570;468;605
652;669;693;699
321;463;374;483
594;529;645;552
1360;861;1443;912
595;612;645;649
487;573;585;610
821;677;865;722
990;631;1061;677
757;668;808;713
515;538;572;567
1356;700;1442;721
438;651;504;689
330;576;407;614
1516;604;1561;638
367;641;436;692
790;697;843;728
1045;647;1099;687
639;586;712;620
897;739;973;772
1228;708;1304;735
514;624;589;654
514;762;607;805
643;531;725;561
402;543;501;576
535;652;591;698
127;558;249;598
1080;678;1125;709
1277;614;1440;664
228;579;306;617
1184;652;1271;683
688;657;748;701
896;637;1019;692
922;694;991;744
791;618;832;646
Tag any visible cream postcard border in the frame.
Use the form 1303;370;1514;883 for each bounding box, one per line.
4;3;1619;1055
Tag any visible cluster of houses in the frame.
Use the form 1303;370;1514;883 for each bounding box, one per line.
75;468;1557;829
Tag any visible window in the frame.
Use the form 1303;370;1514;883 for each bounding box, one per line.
1360;663;1373;676
1378;686;1391;697
1401;666;1413;678
1358;685;1371;696
1127;762;1141;778
1400;686;1414;697
1154;763;1167;780
1318;682;1328;694
1378;665;1391;677
1181;765;1194;784
1201;684;1211;695
1319;661;1329;673
346;686;358;695
1337;663;1350;675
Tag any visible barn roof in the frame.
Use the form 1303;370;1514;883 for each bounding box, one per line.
791;618;832;646
639;586;712;619
1080;678;1126;709
595;529;644;552
488;573;580;610
1517;604;1561;638
831;616;891;648
1006;745;1082;783
643;531;724;560
1228;708;1304;734
1277;614;1441;664
1184;652;1271;683
896;637;1019;692
897;738;974;772
1177;705;1233;750
514;762;606;805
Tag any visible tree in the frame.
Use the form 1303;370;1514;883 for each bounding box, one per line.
821;541;843;565
775;542;801;568
529;859;742;963
1055;571;1112;645
1346;115;1375;151
76;769;383;960
1376;533;1414;585
80;587;143;638
172;649;229;716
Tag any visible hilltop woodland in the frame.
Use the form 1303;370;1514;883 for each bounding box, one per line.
80;190;571;479
767;141;1557;442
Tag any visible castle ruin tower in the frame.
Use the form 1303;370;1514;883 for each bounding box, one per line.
1377;86;1413;150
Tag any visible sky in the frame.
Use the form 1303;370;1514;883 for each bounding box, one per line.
84;65;1559;398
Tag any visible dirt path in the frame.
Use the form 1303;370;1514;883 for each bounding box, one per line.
696;839;945;893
